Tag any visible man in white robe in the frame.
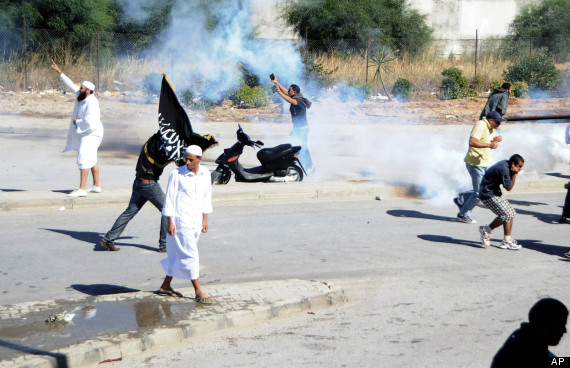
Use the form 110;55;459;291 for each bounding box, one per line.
158;145;213;304
51;59;104;197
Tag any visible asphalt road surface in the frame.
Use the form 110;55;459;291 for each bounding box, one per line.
1;191;569;367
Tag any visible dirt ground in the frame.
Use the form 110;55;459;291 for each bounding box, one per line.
0;89;568;125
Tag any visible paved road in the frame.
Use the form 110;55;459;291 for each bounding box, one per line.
1;192;569;367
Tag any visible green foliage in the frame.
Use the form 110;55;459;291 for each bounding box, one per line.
280;0;433;56
504;50;561;95
504;0;570;61
180;89;218;111
392;78;412;102
464;89;479;98
439;67;471;100
512;81;530;98
114;1;173;52
0;0;117;60
470;75;484;91
239;65;260;88
490;79;508;90
232;82;269;108
441;67;464;81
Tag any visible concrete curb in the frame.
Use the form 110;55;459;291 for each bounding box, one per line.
0;279;346;368
1;175;567;213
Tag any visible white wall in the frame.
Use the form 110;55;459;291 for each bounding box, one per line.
251;0;538;40
410;0;537;39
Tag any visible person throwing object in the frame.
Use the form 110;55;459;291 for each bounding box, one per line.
157;145;214;304
270;74;314;174
51;59;104;197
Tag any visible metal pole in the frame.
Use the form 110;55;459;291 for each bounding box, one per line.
475;29;479;78
23;16;27;91
96;27;100;90
365;35;370;83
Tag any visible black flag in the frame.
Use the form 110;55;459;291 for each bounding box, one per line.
154;75;218;165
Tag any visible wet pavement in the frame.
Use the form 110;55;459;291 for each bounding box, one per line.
0;280;346;367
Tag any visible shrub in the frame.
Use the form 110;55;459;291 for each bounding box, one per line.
512;81;530;98
232;83;269;108
470;75;484;91
490;79;508;91
240;65;260;88
504;50;561;96
440;67;470;100
465;89;479;98
392;78;413;101
180;89;217;111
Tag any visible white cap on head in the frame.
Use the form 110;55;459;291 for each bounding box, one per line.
185;145;202;157
82;81;95;92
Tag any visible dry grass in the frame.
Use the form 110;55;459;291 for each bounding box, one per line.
2;49;511;94
316;51;512;94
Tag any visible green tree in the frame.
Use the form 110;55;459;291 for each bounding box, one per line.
280;0;433;56
0;0;118;57
504;0;570;61
504;50;561;95
113;0;174;52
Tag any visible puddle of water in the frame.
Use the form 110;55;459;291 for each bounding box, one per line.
0;296;198;361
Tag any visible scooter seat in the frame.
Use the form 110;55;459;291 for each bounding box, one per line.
257;144;302;170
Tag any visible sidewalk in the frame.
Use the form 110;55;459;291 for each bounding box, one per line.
1;171;567;212
0;279;346;368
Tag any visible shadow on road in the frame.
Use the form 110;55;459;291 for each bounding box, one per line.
513;208;562;224
71;284;140;296
508;199;547;206
418;234;483;249
0;339;68;367
545;172;570;180
386;209;455;222
42;228;157;252
518;239;568;258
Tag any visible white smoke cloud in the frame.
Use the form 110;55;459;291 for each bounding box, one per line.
119;0;302;100
116;0;570;205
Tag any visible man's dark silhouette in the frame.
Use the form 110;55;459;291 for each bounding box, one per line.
491;298;568;367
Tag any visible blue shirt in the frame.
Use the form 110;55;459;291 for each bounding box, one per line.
479;160;512;200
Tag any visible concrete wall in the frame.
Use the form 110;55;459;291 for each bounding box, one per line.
252;0;538;40
410;0;537;39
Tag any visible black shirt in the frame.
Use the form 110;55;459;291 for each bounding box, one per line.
135;133;173;181
479;160;512;200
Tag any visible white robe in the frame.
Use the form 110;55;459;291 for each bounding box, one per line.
161;164;212;280
59;74;104;169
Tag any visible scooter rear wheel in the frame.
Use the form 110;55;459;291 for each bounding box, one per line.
287;164;303;182
211;170;231;185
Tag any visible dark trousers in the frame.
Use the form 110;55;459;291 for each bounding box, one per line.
563;182;570;218
103;178;168;248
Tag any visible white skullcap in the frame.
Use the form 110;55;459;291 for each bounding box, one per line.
82;81;95;92
185;145;202;157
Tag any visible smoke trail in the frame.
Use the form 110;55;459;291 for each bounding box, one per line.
306;91;570;204
115;0;570;204
119;0;302;101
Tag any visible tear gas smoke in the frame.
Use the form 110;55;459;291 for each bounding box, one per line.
116;0;570;204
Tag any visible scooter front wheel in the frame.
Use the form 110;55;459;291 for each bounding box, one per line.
211;169;231;185
287;164;304;182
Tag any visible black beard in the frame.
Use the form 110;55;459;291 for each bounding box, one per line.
77;91;87;101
